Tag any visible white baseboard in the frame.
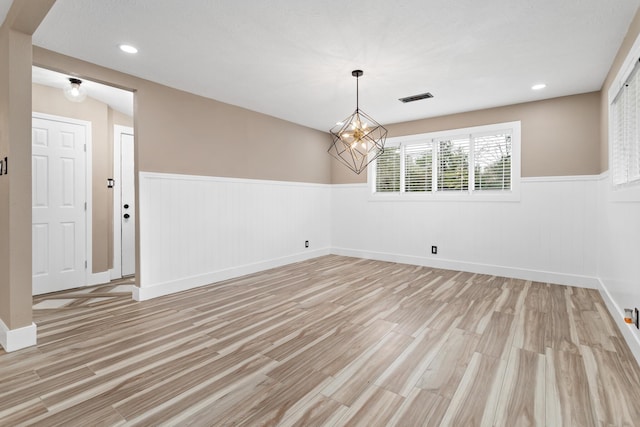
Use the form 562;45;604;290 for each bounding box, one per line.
597;279;640;367
0;319;37;352
330;247;600;289
134;248;331;301
88;270;111;286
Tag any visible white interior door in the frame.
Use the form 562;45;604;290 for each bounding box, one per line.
32;115;87;295
120;132;135;276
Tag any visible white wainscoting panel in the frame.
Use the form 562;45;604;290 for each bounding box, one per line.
597;173;640;366
331;177;599;288
136;173;331;300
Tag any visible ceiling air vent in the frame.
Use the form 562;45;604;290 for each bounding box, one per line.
399;92;434;103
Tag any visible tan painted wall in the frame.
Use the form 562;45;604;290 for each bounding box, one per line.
331;92;601;184
32;83;133;273
600;8;640;172
33;48;332;184
0;0;56;332
0;24;10;329
0;25;33;329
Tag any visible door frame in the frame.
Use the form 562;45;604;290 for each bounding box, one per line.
111;125;134;280
32;112;93;292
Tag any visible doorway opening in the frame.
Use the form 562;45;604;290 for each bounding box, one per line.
32;66;135;295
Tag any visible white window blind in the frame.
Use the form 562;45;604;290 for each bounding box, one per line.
375;146;400;192
612;61;640;187
474;132;512;190
405;143;433;192
437;136;470;191
369;121;519;199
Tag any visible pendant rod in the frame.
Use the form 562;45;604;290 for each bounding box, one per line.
352;69;363;112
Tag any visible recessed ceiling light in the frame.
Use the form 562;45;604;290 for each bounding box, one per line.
119;44;138;54
531;83;546;90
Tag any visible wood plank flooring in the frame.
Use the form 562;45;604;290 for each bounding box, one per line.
2;255;640;426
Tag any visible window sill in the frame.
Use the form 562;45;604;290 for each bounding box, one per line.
610;182;640;203
368;190;520;203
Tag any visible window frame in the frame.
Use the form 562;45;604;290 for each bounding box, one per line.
368;121;521;202
608;31;640;202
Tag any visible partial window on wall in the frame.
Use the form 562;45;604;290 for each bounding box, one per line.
375;146;400;192
611;62;640;187
474;132;512;190
369;121;521;201
608;31;640;201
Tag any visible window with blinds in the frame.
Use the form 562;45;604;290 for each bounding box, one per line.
437;136;470;191
370;122;519;198
405;143;433;192
611;62;640;187
474;133;511;190
375;146;400;192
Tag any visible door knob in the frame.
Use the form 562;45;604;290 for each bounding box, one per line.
123;204;129;209
124;213;130;219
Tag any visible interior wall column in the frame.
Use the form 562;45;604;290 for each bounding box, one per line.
0;0;56;352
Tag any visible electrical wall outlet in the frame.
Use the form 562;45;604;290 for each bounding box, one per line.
431;246;437;255
305;240;309;248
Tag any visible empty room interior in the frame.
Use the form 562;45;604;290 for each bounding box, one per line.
2;0;640;425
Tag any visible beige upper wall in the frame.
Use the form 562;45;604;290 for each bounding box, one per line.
0;25;35;329
0;0;56;331
34;45;602;187
331;92;601;184
33;48;332;185
600;7;640;172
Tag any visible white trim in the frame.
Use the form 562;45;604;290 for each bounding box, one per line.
0;319;37;352
112;125;134;280
330;247;599;289
331;183;368;189
333;175;602;190
607;33;640;105
597;278;640;367
134;248;330;301
141;171;330;188
32;112;93;291
608;182;640;202
367;190;520;203
521;174;601;183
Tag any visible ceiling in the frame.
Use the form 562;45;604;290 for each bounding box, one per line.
32;66;133;116
4;0;640;131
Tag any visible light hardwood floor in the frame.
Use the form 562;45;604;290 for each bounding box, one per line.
1;255;640;426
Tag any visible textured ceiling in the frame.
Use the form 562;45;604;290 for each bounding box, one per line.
6;0;640;130
32;66;133;117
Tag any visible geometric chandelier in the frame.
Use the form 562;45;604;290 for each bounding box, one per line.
328;70;388;174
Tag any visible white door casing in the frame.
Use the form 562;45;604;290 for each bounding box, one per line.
32;114;90;295
112;125;135;279
121;131;135;276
